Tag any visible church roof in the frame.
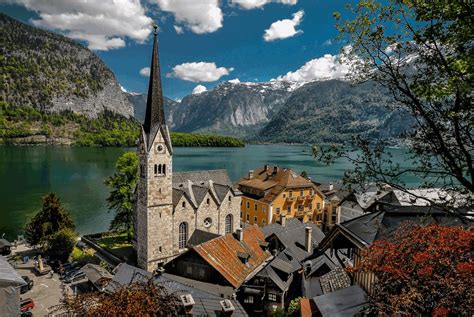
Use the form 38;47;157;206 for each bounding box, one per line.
192;226;272;289
173;170;232;187
171;170;239;209
142;25;172;153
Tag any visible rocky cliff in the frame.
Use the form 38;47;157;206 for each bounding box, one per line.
0;13;133;118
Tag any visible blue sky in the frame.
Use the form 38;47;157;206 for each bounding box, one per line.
1;0;354;100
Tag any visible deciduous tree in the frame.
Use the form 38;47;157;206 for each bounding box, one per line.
53;274;180;316
352;223;473;315
321;0;473;205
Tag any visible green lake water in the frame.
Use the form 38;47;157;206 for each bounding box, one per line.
0;145;419;240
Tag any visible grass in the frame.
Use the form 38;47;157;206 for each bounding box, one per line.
70;246;98;264
96;231;135;263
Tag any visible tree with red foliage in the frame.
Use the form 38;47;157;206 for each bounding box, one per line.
353;223;473;316
52;274;180;316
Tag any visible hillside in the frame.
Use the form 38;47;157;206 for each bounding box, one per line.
126;92;178;124
257;80;413;144
0;13;133;118
170;81;301;137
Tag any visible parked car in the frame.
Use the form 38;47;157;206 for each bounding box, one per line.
20;311;33;317
20;276;34;294
64;270;86;283
62;267;81;280
20;298;34;312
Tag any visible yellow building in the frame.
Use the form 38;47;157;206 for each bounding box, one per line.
237;165;325;226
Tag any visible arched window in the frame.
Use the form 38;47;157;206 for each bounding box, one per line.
179;222;188;249
158;164;162;174
163;164;166;175
154;164;158;175
225;214;233;234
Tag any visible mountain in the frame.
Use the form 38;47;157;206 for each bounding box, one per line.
256;80;413;144
0;13;133;118
126;92;178;124
170;81;303;138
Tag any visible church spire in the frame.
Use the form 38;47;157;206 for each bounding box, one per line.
143;24;166;134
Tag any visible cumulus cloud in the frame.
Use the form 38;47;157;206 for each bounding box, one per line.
276;46;354;82
5;0;153;50
230;0;297;10
169;62;233;82
263;10;304;42
139;67;151;77
192;85;208;94
228;78;241;84
152;0;223;34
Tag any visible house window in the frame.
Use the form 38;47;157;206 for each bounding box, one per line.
317;203;321;210
268;293;277;301
276;208;280;214
246;201;250;209
298;205;304;212
311;189;314;196
262;220;266;226
246;214;250;222
287;205;291;213
254;216;257;224
182;201;186;208
283;194;286;198
254;203;258;211
225;214;233;234
309;204;313;210
289;191;293;198
300;189;304;197
179;222;188;249
244;296;254;304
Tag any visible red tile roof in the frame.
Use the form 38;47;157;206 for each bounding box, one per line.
193;226;272;288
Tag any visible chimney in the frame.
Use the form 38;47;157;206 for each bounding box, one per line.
280;214;286;226
305;227;312;253
248;170;254;179
180;294;195;315
220;299;235;316
273;166;279;174
329;183;334;191
264;164;269;172
235;227;243;241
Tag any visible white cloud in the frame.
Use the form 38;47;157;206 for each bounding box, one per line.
173;25;183;34
275;46;354;82
228;78;241;84
139;67;150;77
230;0;297;10
192;85;208;94
169;62;233;82
322;39;333;46
263;10;304;42
6;0;153;51
152;0;223;34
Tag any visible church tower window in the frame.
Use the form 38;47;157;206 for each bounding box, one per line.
154;164;158;175
179;222;188;249
163;164;166;175
225;214;233;234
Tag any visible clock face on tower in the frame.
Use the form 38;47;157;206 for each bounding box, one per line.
156;144;164;153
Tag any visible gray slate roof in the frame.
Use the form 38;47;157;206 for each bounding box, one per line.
263;219;326;262
0;256;25;287
340;205;471;246
173;170;232;187
171;170;237;208
313;285;368;317
106;264;247;316
0;239;11;248
187;229;220;248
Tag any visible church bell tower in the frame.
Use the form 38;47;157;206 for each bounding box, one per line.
135;24;174;271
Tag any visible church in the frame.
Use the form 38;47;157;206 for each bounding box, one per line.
134;26;242;272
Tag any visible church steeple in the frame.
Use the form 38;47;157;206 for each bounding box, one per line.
143;24;166;133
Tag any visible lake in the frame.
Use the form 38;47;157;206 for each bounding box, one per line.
0;145;418;240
